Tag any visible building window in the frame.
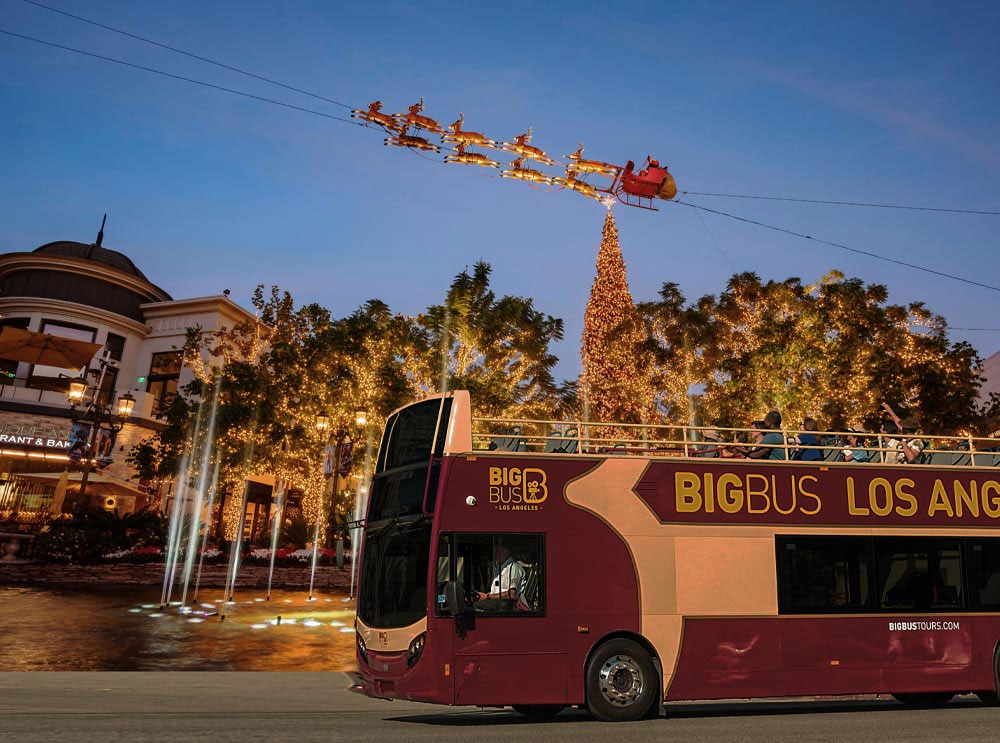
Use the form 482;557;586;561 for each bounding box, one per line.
437;533;545;616
147;351;182;417
105;333;126;361
29;320;96;391
95;332;127;406
0;317;30;380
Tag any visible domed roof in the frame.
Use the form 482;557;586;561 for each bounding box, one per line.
33;241;150;282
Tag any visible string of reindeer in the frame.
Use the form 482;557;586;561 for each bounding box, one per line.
351;98;624;203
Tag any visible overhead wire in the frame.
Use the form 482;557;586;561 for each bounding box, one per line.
19;0;354;110
0;28;367;128
679;191;1000;217
671;199;1000;294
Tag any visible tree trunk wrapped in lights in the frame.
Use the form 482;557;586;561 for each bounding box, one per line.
581;210;652;438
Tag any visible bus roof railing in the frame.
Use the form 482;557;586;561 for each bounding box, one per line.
470;416;1000;466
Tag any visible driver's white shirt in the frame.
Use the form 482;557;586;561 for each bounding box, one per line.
491;557;526;599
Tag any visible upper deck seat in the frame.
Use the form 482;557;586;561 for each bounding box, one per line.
561;428;579;454
489;425;525;452
952;452;971;466
927;450;956;466
542;430;563;453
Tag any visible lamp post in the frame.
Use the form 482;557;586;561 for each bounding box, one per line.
314;408;368;545
65;371;135;512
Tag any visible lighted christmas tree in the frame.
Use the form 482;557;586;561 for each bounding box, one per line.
581;210;650;431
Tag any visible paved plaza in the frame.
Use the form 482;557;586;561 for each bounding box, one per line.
1;672;997;743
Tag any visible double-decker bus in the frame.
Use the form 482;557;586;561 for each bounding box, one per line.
354;391;1000;721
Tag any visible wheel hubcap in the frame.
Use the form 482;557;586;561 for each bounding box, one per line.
598;654;644;707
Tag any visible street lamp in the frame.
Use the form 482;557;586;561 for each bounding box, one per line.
117;391;136;417
67;377;87;404
65;378;135;512
315;411;330;432
355;407;368;428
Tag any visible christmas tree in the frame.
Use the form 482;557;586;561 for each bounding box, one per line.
581;210;649;431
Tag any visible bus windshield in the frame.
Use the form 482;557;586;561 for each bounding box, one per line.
358;520;431;628
358;397;452;628
368;398;451;523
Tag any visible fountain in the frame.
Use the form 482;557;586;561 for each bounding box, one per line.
265;478;286;601
159;393;205;609
179;379;221;609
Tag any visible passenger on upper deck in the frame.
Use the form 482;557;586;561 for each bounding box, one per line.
843;428;870;462
796;417;823;461
880;403;925;463
742;411;787;460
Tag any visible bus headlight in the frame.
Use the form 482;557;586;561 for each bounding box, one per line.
407;632;426;668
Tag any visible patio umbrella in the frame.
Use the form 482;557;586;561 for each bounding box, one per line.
50;470;69;515
0;327;101;369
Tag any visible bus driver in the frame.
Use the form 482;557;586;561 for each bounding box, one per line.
474;542;526;610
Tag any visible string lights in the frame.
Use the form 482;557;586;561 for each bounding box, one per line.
581;211;652;432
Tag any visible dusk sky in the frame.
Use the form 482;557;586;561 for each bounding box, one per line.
3;0;999;382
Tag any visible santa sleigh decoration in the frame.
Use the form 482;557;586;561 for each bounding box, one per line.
606;157;678;210
356;97;679;210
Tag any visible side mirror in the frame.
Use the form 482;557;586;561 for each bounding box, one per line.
443;580;465;615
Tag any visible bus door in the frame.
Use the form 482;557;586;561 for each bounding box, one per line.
437;532;568;706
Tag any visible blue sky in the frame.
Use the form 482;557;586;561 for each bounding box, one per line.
2;1;999;381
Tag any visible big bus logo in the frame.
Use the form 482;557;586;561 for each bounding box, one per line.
488;467;548;511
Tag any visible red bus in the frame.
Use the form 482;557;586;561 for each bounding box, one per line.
354;391;1000;721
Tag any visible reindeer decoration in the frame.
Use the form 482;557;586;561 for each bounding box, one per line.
500;128;555;166
441;114;499;149
500;156;554;185
552;172;603;201
565;143;621;178
444;142;500;168
392;98;445;134
350;101;399;130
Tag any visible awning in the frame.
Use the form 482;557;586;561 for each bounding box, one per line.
0;327;102;369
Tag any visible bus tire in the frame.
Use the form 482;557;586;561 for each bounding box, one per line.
977;643;1000;706
585;638;658;722
891;692;955;707
511;704;565;717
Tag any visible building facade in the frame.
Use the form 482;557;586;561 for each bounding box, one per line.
0;233;257;517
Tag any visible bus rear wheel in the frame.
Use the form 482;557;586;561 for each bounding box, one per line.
585;639;658;722
891;692;955;707
511;705;565;718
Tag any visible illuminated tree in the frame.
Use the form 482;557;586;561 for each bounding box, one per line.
639;270;985;434
581;211;651;428
414;261;565;419
132;287;417;542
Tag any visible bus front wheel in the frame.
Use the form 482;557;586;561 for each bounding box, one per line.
585;638;658;722
891;692;955;707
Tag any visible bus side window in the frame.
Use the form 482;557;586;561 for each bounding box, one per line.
453;534;545;616
968;539;1000;609
776;536;872;614
875;539;963;611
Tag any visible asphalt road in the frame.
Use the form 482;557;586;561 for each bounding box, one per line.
1;672;997;743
